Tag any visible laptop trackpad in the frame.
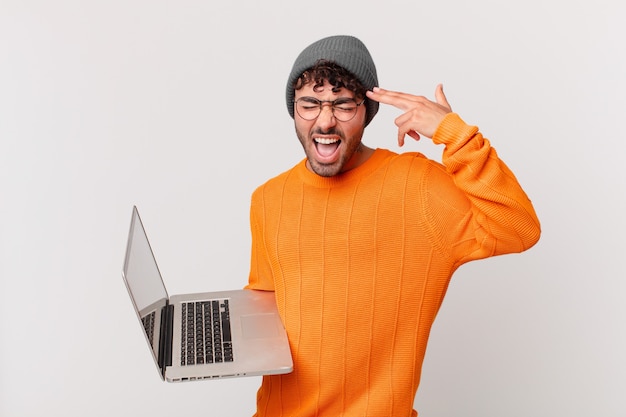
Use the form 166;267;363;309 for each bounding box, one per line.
241;314;280;339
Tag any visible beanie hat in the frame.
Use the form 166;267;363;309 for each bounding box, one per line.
286;35;379;127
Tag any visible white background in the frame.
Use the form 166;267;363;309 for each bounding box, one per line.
1;0;624;416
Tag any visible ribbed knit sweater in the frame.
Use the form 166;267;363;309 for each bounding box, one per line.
246;113;541;416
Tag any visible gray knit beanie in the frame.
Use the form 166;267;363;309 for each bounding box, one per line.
286;35;379;127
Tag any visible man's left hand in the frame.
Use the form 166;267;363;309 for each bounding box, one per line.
366;84;452;146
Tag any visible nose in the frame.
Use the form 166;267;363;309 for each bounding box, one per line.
316;103;337;129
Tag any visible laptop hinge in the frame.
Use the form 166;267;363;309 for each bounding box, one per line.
158;303;174;377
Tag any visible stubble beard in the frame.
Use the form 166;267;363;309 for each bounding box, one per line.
295;126;364;178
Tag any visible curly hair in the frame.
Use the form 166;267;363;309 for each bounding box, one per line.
293;59;367;101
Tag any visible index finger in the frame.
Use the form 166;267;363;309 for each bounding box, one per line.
366;87;420;111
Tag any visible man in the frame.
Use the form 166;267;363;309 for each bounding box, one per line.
246;35;541;417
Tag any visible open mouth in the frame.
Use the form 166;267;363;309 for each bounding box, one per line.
314;137;341;161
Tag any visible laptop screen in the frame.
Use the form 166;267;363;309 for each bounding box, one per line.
122;206;168;326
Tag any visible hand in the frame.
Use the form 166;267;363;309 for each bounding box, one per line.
366;84;452;147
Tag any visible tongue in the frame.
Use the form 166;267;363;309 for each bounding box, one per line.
317;142;339;157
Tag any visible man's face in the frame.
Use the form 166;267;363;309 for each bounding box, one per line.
294;80;366;177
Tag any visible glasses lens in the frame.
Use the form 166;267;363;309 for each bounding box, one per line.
332;98;358;122
296;98;321;120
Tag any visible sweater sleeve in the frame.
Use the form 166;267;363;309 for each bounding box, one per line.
428;113;541;266
245;186;276;291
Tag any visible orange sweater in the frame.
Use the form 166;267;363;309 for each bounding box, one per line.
246;113;541;416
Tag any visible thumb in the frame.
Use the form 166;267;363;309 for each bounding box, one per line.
435;84;452;111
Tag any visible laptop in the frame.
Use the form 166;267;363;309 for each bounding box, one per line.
122;206;293;382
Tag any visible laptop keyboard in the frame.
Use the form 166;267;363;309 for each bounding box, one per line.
180;300;233;366
141;311;156;347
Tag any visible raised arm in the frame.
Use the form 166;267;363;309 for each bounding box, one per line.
368;85;541;261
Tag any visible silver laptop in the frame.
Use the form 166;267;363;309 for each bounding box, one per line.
122;206;293;382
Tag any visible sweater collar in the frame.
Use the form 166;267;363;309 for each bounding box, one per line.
295;148;393;188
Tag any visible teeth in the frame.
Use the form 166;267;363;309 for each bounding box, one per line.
315;138;339;145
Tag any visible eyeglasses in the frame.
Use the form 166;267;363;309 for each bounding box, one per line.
294;97;365;122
